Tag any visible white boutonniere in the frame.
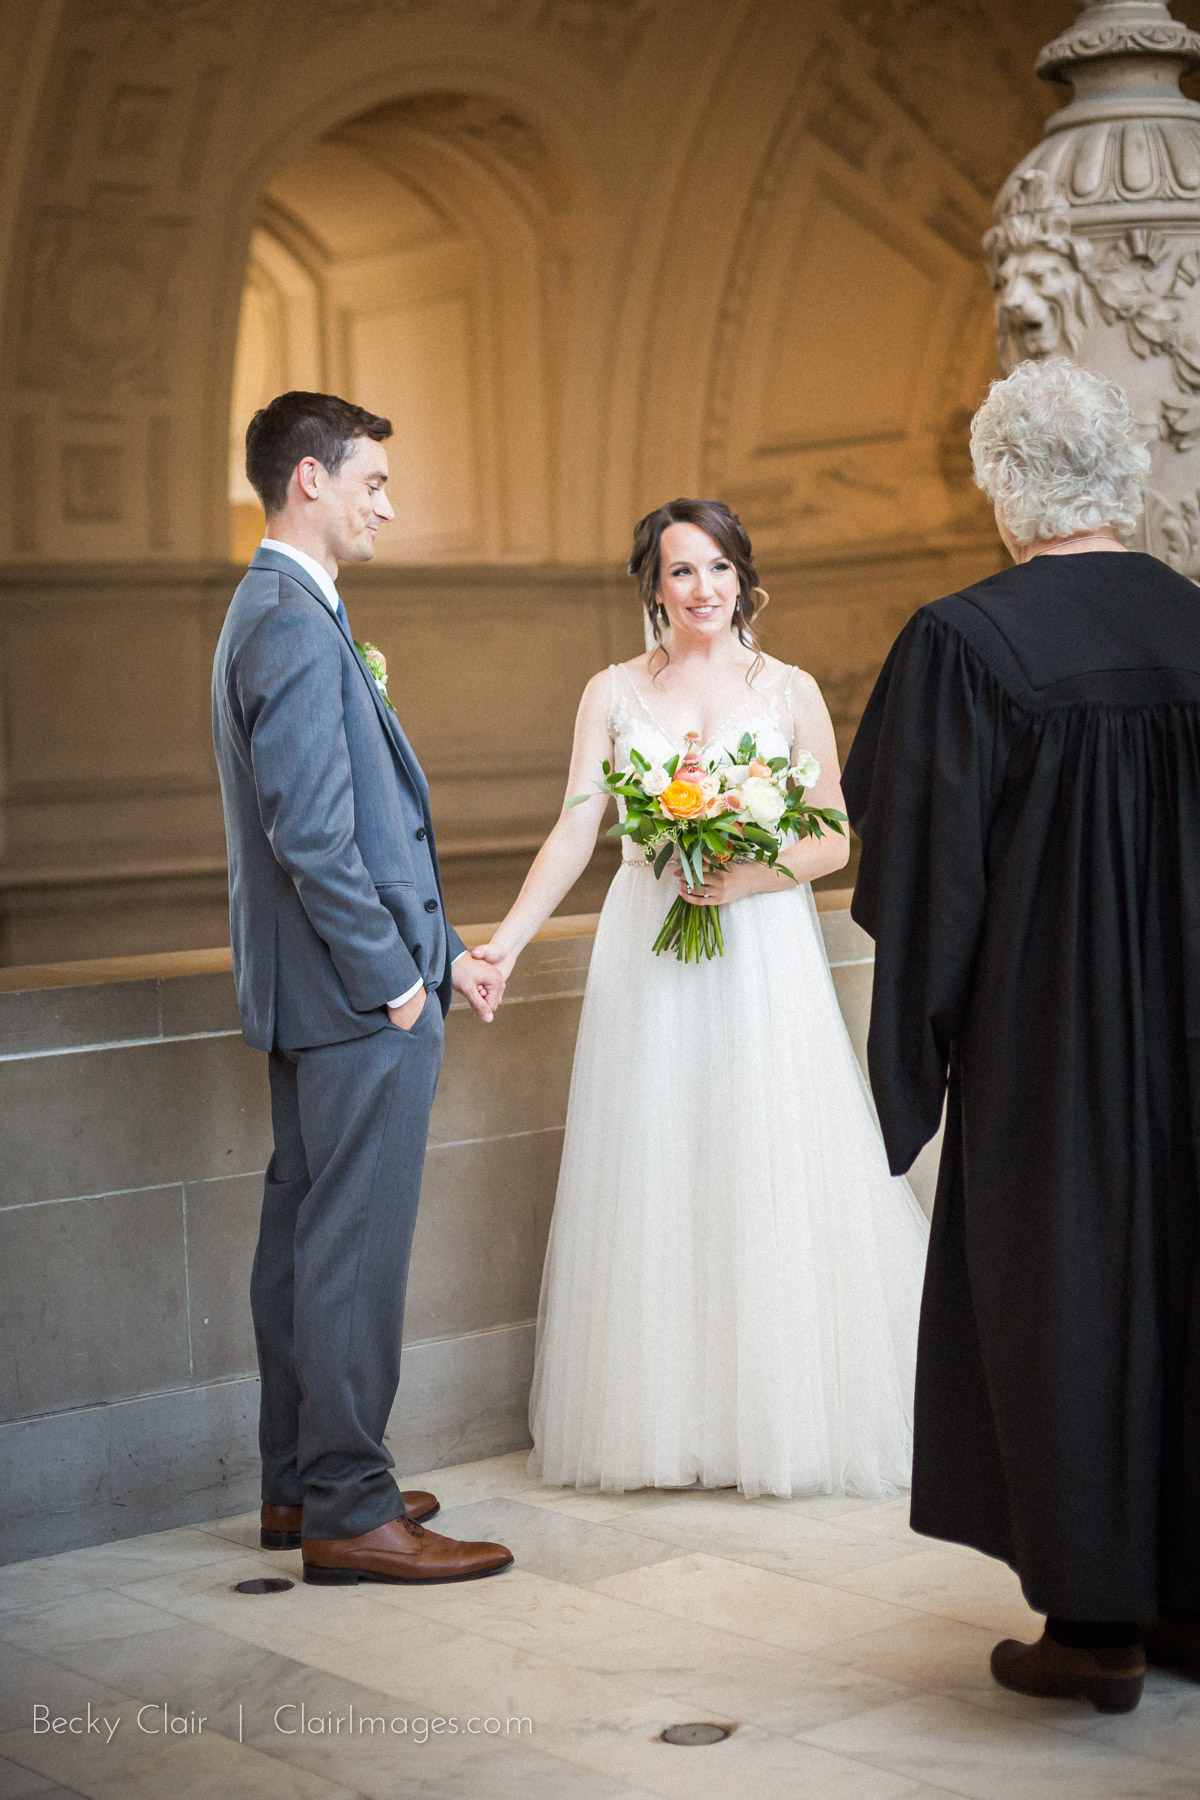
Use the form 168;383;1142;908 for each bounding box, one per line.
354;639;395;713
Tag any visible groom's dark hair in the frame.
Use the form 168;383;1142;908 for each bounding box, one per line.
245;391;393;515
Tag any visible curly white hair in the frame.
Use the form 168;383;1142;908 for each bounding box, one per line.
969;358;1151;546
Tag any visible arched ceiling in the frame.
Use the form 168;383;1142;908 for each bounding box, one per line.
0;0;1129;565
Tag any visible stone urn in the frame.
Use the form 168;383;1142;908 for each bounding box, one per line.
989;0;1200;573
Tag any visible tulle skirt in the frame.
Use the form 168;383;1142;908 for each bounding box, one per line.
528;864;930;1498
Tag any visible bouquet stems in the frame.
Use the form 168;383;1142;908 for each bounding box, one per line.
652;895;726;961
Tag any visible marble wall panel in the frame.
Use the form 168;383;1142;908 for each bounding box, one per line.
3;603;213;796
429;991;583;1147
158;969;245;1037
0;1377;262;1565
0;1032;270;1207
403;1127;563;1340
182;1170;261;1385
0;977;160;1056
0;1185;189;1421
385;1323;535;1476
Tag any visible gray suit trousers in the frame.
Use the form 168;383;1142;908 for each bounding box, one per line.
252;1003;444;1539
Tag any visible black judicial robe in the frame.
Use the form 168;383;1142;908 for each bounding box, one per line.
842;550;1200;1620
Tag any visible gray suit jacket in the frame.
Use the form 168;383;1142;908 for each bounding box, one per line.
212;548;465;1051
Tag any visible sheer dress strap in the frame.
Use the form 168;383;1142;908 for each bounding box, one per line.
781;664;797;751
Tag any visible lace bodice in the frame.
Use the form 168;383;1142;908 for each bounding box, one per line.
607;660;797;863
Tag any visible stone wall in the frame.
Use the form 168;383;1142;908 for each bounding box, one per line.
0;900;938;1564
0;536;998;961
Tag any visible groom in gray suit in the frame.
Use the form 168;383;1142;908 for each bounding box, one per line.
212;391;512;1585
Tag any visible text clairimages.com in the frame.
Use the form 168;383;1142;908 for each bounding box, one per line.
32;1703;535;1745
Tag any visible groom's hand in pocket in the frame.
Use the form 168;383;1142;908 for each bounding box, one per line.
452;951;506;1023
387;987;428;1031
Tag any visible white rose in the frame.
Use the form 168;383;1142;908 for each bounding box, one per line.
641;767;670;796
697;773;721;802
790;752;820;789
740;776;786;829
712;761;738;788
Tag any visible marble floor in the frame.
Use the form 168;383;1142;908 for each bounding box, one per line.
1;1454;1199;1800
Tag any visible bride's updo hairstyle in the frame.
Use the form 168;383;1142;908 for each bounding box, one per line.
629;498;768;676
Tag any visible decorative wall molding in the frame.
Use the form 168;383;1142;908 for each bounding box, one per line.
102;85;172;159
179;63;229;192
844;0;1052;198
298;0;439;45
700;51;825;490
62;445;125;522
534;0;657;77
86;0;237;37
43;49;94;178
18;186;189;397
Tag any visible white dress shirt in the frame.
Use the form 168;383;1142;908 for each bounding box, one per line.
260;537;342;613
258;536;441;1010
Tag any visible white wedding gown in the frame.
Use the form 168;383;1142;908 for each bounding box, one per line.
529;662;930;1498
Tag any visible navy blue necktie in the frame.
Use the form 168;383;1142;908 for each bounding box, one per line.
335;595;350;632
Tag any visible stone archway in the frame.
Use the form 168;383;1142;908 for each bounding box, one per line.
228;90;576;565
0;0;1076;960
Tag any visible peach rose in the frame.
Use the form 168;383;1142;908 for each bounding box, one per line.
747;759;771;779
659;779;707;820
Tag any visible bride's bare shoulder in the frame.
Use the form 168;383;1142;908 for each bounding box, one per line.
577;661;628;720
753;651;813;693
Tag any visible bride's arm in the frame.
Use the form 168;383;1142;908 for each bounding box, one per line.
475;672;614;976
680;668;850;905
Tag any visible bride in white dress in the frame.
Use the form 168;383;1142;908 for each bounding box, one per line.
477;499;929;1498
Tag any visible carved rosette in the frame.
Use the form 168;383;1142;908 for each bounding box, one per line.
991;0;1200;577
18;187;189;399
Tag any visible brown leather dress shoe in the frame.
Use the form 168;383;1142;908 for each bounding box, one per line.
302;1514;514;1585
1142;1617;1200;1679
990;1632;1144;1713
260;1491;440;1550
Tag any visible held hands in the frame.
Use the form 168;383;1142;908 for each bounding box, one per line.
451;951;507;1023
471;940;517;984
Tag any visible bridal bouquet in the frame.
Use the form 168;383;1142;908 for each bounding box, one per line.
571;732;846;961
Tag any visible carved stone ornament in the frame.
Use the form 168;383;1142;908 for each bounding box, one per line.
843;0;1050;198
985;170;1096;368
1009;1;1200;220
297;0;438;46
535;0;656;75
18;187;189;398
86;0;236;35
990;0;1200;577
1036;8;1200;82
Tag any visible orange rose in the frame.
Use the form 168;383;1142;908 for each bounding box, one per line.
659;779;707;819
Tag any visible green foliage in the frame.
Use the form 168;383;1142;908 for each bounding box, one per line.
568;733;847;961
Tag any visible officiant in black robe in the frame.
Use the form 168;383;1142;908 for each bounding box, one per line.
842;357;1200;1714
